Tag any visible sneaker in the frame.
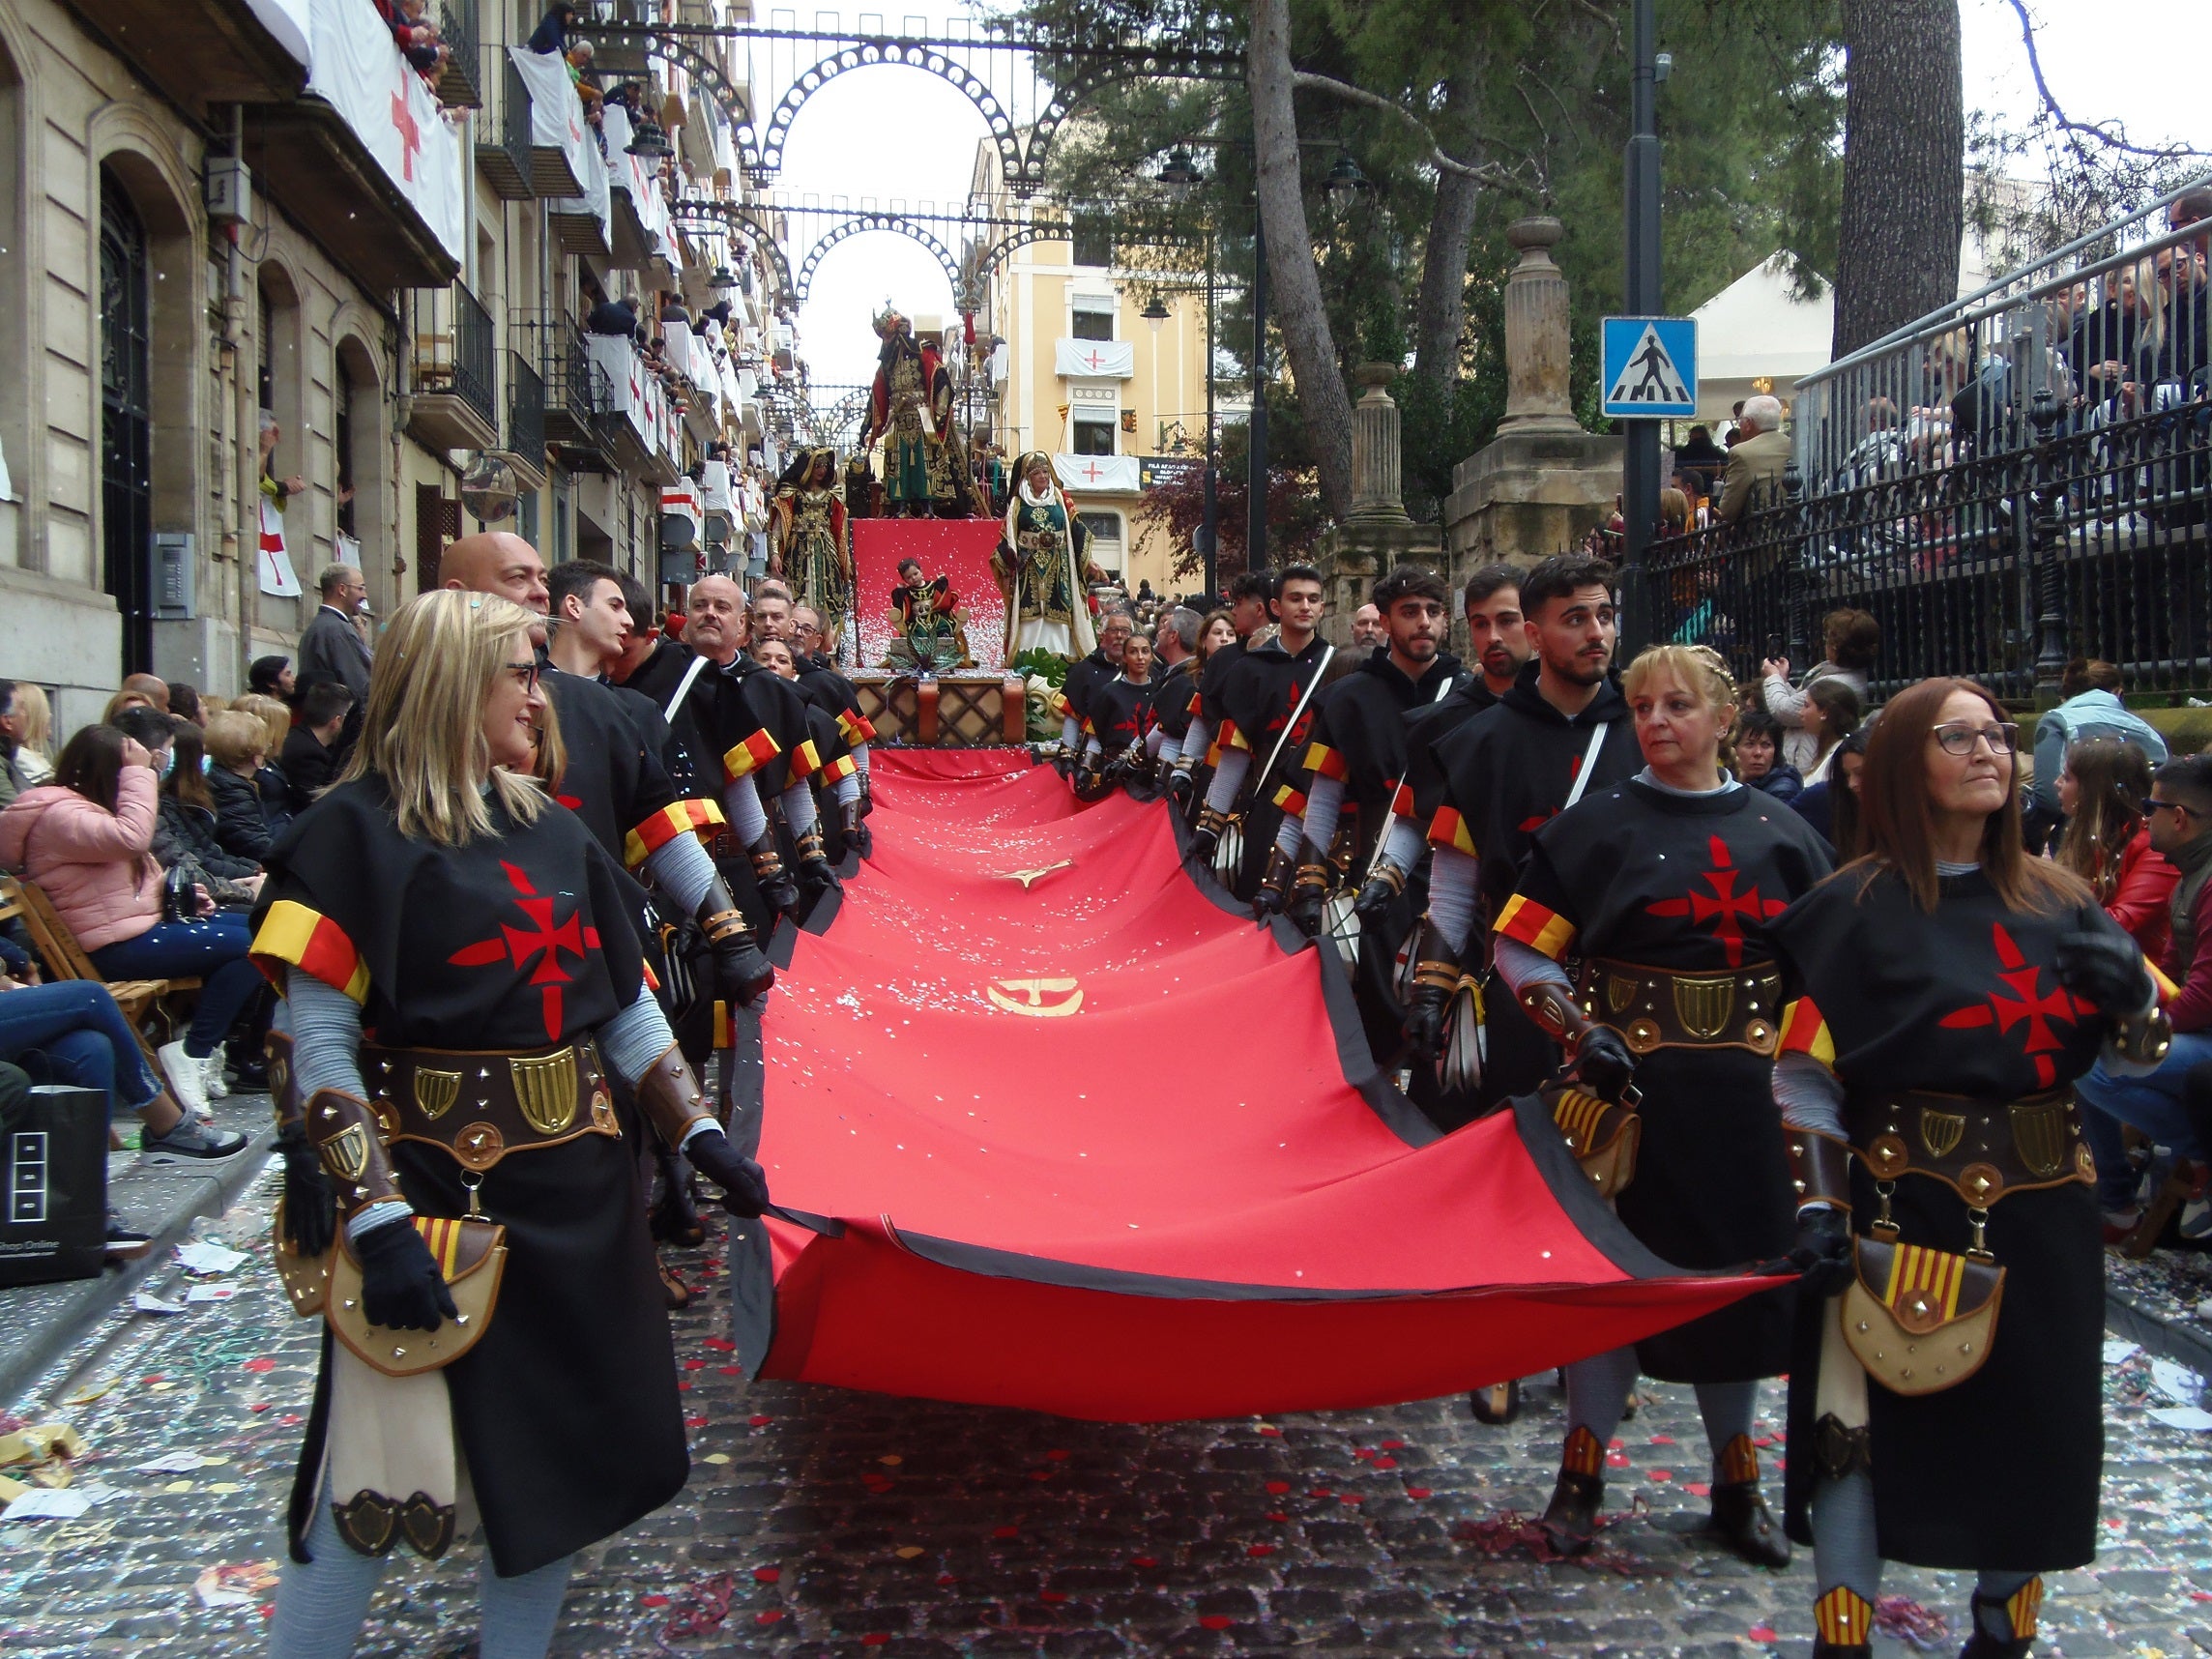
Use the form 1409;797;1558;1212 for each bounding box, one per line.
104;1210;155;1260
157;1039;210;1121
2180;1197;2212;1245
141;1116;248;1161
202;1051;230;1100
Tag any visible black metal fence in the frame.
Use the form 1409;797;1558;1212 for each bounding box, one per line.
477;52;534;200
512;311;609;470
1633;173;2212;703
1629;392;2212;701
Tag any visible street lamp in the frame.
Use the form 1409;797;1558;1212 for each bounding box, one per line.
626;117;672;160
1324;151;1371;212
1141;296;1170;334
709;264;739;292
1156;146;1204;198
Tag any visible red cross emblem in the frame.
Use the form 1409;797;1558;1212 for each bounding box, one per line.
447;861;603;1042
258;508;286;586
1082;347;1107;370
1644;834;1788;968
1937;922;2085;1090
390;92;422;183
1080;459;1105;481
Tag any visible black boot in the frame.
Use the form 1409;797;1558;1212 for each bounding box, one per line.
1538;1468;1604;1557
650;1147;706;1247
1958;1584;2039;1658
1705;1480;1790;1567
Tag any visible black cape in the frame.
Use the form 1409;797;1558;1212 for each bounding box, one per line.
1062;648;1120;725
1511;779;1831;1380
1149;656;1201;743
1215;632;1334;896
1766;865;2129;1570
1295;650;1463;862
253;778;683;1576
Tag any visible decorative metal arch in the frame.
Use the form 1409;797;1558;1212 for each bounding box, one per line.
665;199;796;306
1015;47;1243;193
603;32;765;174
793;211;962;307
759;40;1024;188
804;387;873;448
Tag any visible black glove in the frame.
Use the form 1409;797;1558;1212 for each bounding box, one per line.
2054;928;2154;1015
699;888;774;1007
1790;1205;1855;1298
1165;766;1194;806
1573;1025;1638;1104
684;1126;771;1218
1404;984;1451;1062
1353;874;1401;925
1189;823;1219;862
353;1216;457;1332
277;1133;336;1260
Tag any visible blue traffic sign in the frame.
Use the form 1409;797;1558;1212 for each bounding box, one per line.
1601;316;1699;418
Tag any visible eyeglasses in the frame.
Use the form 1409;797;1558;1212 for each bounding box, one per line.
2141;798;2197;820
1931;720;2019;756
503;660;542;693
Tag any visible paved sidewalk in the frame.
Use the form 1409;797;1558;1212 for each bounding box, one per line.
6;1181;2212;1657
0;1091;276;1407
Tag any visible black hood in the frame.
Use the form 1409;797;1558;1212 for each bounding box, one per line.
1499;657;1628;727
1355;648;1464;700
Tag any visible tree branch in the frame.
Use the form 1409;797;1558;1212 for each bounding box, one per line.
2004;0;2205;162
1289;69;1543;199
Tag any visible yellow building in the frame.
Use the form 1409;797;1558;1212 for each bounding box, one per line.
966;139;1216;603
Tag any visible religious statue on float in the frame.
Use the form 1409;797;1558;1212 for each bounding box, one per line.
771;446;853;653
883;556;974;673
994;451;1100;660
862;304;963;518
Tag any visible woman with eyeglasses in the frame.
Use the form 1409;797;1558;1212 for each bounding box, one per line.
1487;644;1833;1567
1763;678;2168;1659
257;591;771;1659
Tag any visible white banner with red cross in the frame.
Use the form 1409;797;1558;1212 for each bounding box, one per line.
305;0;465;266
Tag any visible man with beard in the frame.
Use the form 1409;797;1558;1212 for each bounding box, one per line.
1354;564;1535;921
1403;553;1638;1111
861;306;959;517
1166;572;1273;803
1265;568;1459;938
1191;565;1333;900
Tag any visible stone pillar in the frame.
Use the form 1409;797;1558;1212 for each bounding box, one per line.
1442;216;1621;586
1348;362;1412;525
1499;217;1581;436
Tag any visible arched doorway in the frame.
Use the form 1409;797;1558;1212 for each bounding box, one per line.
99;168;154;673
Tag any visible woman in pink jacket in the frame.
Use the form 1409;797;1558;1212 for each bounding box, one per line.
0;724;263;1127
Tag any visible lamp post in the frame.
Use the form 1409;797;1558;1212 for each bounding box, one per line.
1156;146;1218;597
1620;0;1663;567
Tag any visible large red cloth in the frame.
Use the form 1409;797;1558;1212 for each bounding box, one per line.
850;520;1006;672
756;750;1781;1421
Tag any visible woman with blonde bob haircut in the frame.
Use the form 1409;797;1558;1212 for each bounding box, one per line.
256;589;770;1659
1489;641;1833;1566
1763;677;2168;1659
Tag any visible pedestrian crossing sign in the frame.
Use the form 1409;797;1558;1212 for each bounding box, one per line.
1601;316;1699;418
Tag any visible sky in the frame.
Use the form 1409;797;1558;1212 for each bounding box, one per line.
774;1;2212;393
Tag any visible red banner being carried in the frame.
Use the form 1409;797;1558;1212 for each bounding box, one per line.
750;751;1780;1422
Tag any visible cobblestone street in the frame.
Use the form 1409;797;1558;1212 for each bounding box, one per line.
4;1159;2211;1658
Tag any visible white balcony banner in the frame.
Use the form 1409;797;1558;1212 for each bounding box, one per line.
306;0;464;265
1054;338;1135;380
257;498;304;598
510;45;611;246
1053;453;1141;494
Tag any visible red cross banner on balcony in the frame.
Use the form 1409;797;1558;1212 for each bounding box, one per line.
257;498;304;599
305;0;465;267
1053;339;1136;380
1051;453;1141;494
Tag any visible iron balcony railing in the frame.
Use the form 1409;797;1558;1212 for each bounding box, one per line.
476;51;534;199
508;349;545;467
410;282;499;434
433;0;481;106
512;311;610;468
1627;172;2212;701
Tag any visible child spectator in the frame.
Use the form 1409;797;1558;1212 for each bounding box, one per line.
204;711;277;862
280;681;354;813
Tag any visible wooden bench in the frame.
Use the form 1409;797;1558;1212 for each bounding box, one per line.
0;875;201;1062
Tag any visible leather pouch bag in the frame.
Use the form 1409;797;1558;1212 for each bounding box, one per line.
274;1207;506;1378
1840;1235;2003;1395
1543;1081;1641;1201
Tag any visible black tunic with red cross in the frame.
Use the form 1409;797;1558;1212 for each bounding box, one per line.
1213;632;1333;896
1765;866;2133;1572
251;777;684;1577
1149;656;1201;743
539;665;715;874
1497;779;1832;1382
1289;650;1463;867
1086;675;1156;758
